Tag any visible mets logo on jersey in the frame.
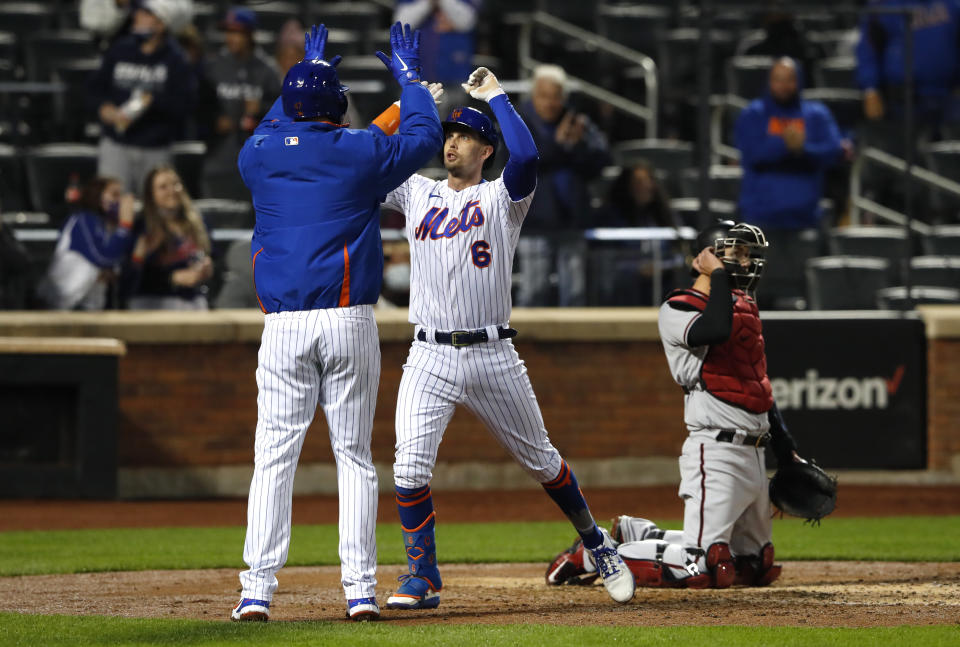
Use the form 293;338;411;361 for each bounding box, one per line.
414;199;484;241
284;136;299;146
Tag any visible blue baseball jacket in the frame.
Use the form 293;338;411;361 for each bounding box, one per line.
239;83;442;312
856;0;960;98
735;84;843;230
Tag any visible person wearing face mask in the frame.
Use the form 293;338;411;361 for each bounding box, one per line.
39;177;137;310
599;161;678;229
122;165;213;309
89;0;197;195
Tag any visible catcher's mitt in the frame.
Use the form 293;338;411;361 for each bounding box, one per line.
768;460;838;524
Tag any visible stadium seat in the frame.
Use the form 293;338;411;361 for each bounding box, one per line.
876;285;960;309
53;57;101;142
23;143;98;220
668;198;736;229
24;30;98;82
815;56;858;89
725;56;774;99
597;5;670;54
612;139;694;174
308;2;384;33
760;228;823;310
803;88;863;132
922;225;960;255
0;143;29;212
0;3;55;34
244;1;303;33
170;141;207;199
678;166;741;202
657;28;736;98
0;31;17;79
213;233;259;309
193;199;254;229
806;256;889;310
827;226;912;280
908;256;960;289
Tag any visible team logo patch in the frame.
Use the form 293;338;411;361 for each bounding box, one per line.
284;136;299;146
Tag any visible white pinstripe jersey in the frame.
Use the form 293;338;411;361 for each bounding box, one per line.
384;174;534;330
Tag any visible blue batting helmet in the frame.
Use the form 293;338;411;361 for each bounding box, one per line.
281;58;348;122
443;106;498;168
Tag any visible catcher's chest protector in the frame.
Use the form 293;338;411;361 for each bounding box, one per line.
670;290;774;413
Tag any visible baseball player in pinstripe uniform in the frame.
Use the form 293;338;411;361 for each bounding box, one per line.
230;22;442;622
379;67;635;609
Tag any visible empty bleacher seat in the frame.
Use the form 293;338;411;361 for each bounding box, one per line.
678;165;741;202
0;3;56;35
876;285;960;309
24;30;98;82
908;256;960;289
308;2;384;33
612;139;694;173
245;1;303;33
668;198;736;229
0;143;29;212
923;225;960;255
170;141;207;199
827;226;911;279
806;256;889;310
23;143;98;220
760;228;823;310
803;88;863;131
815;56;858;89
194;199;254;229
726;56;774;99
597;5;670;53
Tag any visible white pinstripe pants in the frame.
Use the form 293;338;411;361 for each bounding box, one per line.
240;306;380;601
393;337;563;489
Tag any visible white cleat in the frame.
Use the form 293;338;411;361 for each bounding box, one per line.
588;530;636;603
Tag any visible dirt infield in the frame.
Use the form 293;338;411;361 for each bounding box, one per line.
2;485;959;627
1;562;958;627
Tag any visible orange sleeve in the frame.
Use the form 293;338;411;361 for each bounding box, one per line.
371;103;401;135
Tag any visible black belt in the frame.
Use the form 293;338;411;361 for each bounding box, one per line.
416;327;517;348
716;430;769;447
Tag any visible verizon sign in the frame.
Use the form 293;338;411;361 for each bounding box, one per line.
763;316;925;469
772;366;904;410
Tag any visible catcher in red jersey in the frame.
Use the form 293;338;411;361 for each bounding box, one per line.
547;220;811;589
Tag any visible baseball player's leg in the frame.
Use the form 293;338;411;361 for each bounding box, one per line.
611;516;681;543
389;343;461;609
731;447;780;585
238;312;321;611
463;342;634;603
315;306;381;602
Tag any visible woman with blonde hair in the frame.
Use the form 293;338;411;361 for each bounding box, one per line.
122;165;214;309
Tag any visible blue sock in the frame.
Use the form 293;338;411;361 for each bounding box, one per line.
396;484;434;530
542;460;604;550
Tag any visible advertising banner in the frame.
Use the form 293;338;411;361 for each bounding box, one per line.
763;313;926;469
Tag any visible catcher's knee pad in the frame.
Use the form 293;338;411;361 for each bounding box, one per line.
734;542;782;587
705;542;735;589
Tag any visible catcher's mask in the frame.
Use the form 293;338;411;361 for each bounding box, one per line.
715;222;768;293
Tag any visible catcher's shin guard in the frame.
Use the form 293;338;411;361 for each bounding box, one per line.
705;542;735;589
734;542;782;586
546;537;598;586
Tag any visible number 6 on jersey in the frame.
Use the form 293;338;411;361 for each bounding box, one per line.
471;240;491;268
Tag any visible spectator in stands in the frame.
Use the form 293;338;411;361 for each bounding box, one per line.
177;24;218;144
38;177;136;310
856;0;960;139
81;0;133;47
202;7;281;199
598;161;679;229
519;64;612;230
744;11;824;88
274;18;305;79
735;57;843;232
395;0;479;88
0;218;33;310
122;165;213;309
90;0;197;195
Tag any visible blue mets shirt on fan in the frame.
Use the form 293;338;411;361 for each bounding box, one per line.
238;83;442;313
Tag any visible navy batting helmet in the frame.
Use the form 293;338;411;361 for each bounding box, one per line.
281;58;348;122
443;106;498;169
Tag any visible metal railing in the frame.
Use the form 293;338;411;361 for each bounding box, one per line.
849;147;960;235
515;11;658;138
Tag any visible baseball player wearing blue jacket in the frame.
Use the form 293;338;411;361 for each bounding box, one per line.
231;23;442;623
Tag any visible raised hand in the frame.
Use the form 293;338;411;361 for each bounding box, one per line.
423;81;444;105
460;67;504;103
304;24;342;66
375;22;421;85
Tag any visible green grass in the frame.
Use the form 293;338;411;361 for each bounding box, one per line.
0;516;957;577
0;614;957;647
